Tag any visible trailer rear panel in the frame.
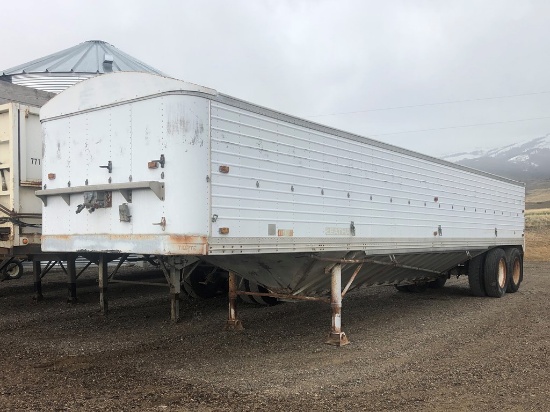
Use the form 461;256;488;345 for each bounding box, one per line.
0;103;43;253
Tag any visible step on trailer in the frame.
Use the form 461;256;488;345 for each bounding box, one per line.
37;72;525;345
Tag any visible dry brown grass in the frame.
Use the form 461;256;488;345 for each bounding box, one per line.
526;188;550;203
525;208;550;229
525;208;550;261
526;187;550;209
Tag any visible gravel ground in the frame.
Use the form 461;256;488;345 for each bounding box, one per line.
0;261;548;411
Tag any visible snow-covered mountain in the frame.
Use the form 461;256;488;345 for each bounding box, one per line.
441;134;550;181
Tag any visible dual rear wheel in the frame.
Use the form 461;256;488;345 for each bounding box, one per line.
468;247;523;298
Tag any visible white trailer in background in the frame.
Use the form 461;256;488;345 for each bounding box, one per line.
37;72;525;345
0;90;48;281
0;83;85;297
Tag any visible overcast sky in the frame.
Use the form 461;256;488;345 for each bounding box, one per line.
3;0;550;157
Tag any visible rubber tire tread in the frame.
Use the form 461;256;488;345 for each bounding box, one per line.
468;254;486;297
3;260;23;280
505;248;523;293
483;248;508;298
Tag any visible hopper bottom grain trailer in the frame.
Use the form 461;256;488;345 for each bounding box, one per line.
37;72;525;345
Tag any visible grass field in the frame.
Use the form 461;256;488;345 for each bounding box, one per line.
525;204;550;261
526;181;550;209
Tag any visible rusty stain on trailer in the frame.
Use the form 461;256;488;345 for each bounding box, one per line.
20;180;42;188
47;234;209;255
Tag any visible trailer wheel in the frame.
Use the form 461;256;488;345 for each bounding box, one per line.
2;260;24;280
468;254;486;297
505;248;523;293
483;248;508;298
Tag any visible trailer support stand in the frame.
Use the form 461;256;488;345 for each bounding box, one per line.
225;271;243;330
169;264;180;323
66;255;77;304
98;254;108;315
326;264;349;346
33;260;43;301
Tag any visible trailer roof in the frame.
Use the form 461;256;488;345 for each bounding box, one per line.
41;72;524;187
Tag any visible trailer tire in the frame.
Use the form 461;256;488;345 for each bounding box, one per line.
2;260;24;280
483;248;508;298
468;254;486;297
505;248;523;293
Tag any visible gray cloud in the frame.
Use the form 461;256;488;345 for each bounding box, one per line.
3;0;550;157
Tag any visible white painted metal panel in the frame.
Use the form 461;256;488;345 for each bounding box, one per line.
41;82;211;254
209;101;524;254
0;103;42;250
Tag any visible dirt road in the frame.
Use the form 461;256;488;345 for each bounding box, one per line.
0;261;548;411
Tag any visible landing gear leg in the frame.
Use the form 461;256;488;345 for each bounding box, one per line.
326;264;349;346
225;271;243;331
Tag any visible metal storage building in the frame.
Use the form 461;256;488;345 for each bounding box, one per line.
1;40;165;94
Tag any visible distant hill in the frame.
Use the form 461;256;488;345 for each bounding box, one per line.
441;134;550;183
441;135;550;208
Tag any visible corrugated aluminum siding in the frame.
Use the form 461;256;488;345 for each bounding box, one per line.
209;100;524;252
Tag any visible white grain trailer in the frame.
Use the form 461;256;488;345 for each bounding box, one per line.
37;72;525;345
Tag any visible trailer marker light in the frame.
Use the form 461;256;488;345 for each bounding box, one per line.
219;165;230;174
219;227;230;235
48;173;56;180
148;161;158;169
